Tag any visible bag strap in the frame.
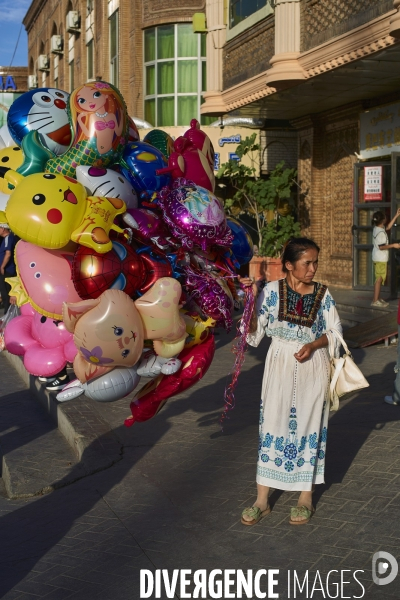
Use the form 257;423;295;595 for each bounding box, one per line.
328;327;352;357
330;356;345;397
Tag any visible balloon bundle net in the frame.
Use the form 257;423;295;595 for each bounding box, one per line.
220;287;255;429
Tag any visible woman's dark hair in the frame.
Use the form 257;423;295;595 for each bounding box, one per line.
372;211;386;226
281;237;320;273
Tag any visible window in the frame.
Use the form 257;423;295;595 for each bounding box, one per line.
230;0;267;28
109;10;119;88
87;39;94;80
144;23;212;127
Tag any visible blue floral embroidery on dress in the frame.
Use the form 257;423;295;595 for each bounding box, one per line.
318;450;325;459
263;433;274;448
261;454;269;463
297;458;305;467
275;436;284;452
309;433;318;449
269;314;275;323
320;427;327;442
258;437;262;452
275;457;282;467
289;420;297;431
287;322;296;329
298;436;307;452
310;456;316;466
285;461;294;472
291;408;296;414
268;291;278;307
284;444;297;459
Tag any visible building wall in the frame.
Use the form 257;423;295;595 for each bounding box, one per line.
294;105;359;287
23;0;205;119
223;17;274;89
301;0;393;52
260;129;298;175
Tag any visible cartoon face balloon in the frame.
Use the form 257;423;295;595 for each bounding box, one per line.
5;170;127;253
63;289;145;383
7;88;71;155
63;279;186;383
72;240;146;300
7;240;82;319
157;179;233;252
45;81;129;178
119;141;171;200
76;166;138;209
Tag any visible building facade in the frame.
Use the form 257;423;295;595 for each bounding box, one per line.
201;0;400;293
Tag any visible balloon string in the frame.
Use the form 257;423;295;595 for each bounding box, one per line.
220;286;255;429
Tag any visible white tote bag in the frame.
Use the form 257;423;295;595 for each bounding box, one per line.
326;327;369;411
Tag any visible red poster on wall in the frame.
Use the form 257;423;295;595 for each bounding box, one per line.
364;166;383;201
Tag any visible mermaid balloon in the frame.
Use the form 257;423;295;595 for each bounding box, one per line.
45;81;129;178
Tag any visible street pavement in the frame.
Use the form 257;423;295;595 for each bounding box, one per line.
1;319;400;599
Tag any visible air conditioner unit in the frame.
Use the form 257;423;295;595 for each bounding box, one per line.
51;35;63;54
66;10;81;32
38;54;50;71
28;75;38;89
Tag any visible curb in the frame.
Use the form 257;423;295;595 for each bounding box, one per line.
3;351;123;484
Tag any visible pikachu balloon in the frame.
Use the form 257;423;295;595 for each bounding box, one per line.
5;170;127;253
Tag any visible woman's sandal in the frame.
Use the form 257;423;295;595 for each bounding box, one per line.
241;505;271;526
289;505;315;526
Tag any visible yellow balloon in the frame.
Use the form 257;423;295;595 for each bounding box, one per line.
5;170;127;253
0;146;23;193
182;310;216;348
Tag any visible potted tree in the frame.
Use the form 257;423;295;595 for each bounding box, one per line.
217;134;300;281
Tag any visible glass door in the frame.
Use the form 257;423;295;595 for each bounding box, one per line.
353;161;391;291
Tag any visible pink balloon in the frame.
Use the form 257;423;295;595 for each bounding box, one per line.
15;240;82;319
4;303;77;377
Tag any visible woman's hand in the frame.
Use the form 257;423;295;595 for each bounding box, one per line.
237;275;258;298
294;343;315;363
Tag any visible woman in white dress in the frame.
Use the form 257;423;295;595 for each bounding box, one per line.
239;238;341;526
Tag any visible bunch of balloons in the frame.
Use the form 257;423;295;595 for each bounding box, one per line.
0;82;253;426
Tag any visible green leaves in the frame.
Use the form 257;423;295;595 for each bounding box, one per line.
217;135;299;255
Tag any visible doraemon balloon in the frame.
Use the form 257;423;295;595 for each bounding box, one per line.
7;88;71;155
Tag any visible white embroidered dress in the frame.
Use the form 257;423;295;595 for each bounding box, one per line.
247;279;342;491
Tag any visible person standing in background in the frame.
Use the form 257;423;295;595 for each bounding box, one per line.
371;209;400;307
0;216;17;315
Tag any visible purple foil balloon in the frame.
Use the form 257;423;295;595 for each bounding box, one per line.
183;267;233;331
158;178;233;252
123;208;168;240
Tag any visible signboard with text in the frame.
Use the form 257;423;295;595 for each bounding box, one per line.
364;166;383;201
360;102;400;159
148;126;260;176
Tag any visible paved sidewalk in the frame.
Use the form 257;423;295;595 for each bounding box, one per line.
1;323;400;598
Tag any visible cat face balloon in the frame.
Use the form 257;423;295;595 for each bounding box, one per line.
7;88;71;155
